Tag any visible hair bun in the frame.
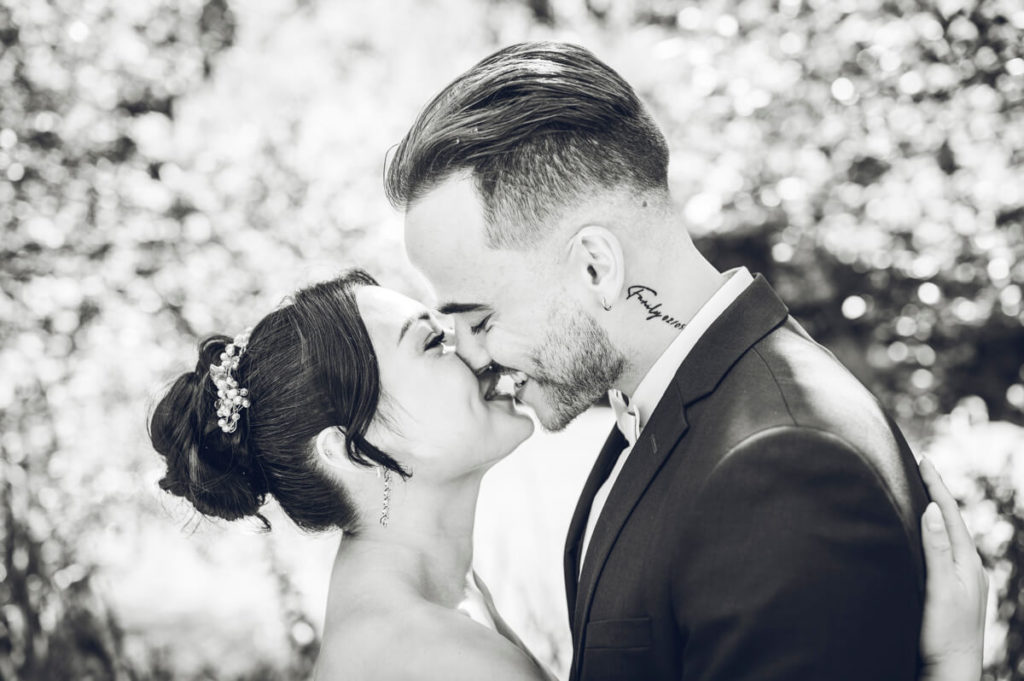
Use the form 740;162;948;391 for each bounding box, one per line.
150;335;269;524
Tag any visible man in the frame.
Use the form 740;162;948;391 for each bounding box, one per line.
385;42;966;680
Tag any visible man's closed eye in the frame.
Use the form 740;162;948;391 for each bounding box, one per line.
470;314;494;335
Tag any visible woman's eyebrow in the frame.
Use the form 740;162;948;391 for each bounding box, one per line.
398;311;431;345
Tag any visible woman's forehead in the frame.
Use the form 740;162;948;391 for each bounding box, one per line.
355;286;429;338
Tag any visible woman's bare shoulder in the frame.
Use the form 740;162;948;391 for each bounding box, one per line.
314;595;548;681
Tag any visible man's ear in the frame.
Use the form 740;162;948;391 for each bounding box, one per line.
314;426;363;474
565;226;625;311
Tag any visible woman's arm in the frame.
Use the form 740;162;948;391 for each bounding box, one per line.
918;457;989;681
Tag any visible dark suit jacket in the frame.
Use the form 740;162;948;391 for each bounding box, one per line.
564;275;929;681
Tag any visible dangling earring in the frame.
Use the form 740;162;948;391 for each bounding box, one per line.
378;467;392;527
601;297;612;312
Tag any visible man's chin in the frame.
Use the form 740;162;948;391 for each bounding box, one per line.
524;392;589;433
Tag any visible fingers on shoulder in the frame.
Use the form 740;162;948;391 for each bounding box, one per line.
918;458;984;570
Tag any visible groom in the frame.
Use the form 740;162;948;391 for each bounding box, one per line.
387;42;929;680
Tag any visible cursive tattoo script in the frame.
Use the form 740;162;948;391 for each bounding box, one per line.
626;285;686;330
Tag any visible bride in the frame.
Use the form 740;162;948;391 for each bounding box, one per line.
150;270;987;681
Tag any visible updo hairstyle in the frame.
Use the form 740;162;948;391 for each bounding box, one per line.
148;270;407;532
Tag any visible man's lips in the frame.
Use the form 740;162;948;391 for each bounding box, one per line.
478;364;529;401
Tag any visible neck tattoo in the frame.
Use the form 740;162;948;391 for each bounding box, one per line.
626;285;686;330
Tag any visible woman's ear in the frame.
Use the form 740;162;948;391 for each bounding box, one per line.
565;225;625;311
314;426;363;474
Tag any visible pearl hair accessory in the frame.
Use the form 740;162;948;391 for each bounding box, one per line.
209;328;253;434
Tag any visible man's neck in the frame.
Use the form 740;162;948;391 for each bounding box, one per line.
613;248;725;397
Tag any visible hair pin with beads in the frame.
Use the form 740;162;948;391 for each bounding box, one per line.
209;328;253;433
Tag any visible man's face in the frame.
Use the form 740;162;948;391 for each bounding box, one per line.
404;173;624;431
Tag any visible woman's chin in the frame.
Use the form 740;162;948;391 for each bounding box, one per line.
483;390;534;421
513;409;536;439
489;406;536;455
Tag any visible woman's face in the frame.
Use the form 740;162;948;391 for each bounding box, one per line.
355;285;534;480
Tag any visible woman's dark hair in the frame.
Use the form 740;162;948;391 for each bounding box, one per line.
149;269;406;532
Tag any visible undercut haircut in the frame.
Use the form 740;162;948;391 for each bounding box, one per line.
384;41;670;249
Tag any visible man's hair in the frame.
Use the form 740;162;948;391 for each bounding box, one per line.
384;42;670;249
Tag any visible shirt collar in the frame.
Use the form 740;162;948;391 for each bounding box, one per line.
610;267;754;443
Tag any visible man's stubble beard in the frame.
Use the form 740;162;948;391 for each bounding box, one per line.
528;303;627;432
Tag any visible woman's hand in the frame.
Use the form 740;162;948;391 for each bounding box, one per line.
918;457;989;681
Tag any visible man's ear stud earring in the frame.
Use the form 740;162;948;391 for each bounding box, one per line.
601;297;612;312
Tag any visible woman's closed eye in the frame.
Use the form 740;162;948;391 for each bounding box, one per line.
423;329;449;352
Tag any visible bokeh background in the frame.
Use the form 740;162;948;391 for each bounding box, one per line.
1;0;1022;679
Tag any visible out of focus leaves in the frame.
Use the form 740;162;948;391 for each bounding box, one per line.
1;0;1022;679
615;0;1024;431
0;0;259;679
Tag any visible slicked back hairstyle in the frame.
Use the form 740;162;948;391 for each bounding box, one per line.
384;41;670;249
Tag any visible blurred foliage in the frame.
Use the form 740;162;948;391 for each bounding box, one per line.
669;0;1024;430
0;0;312;679
0;0;1021;679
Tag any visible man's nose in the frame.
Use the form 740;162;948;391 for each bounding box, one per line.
450;318;492;373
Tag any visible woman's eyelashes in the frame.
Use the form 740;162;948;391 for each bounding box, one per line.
423;328;448;353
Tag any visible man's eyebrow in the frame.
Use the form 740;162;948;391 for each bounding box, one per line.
398;311;431;345
436;302;491;315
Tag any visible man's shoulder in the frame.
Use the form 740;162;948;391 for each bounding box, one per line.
703;319;900;454
670;318;926;527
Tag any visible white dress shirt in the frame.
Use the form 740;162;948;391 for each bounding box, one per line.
579;268;755;572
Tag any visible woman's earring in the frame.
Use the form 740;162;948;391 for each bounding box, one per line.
601;297;612;312
378;467;392;527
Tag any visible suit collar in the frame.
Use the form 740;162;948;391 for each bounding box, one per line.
670;274;789;407
564;274;790;667
614;267;754;436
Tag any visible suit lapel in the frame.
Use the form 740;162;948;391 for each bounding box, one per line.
564;426;627;626
566;275;790;671
570;386;689;645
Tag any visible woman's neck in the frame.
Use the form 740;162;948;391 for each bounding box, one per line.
342;471;484;608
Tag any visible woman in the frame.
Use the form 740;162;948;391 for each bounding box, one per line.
150;270;987;681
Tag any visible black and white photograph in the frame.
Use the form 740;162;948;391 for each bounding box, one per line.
1;0;1020;679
